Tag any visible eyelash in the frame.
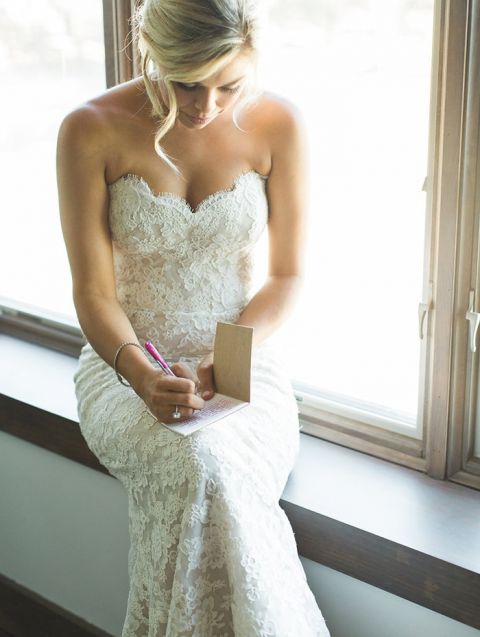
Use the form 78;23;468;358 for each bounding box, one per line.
176;83;240;94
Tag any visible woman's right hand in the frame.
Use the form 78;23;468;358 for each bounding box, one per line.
136;363;205;424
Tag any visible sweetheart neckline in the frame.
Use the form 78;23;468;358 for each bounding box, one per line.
109;169;268;214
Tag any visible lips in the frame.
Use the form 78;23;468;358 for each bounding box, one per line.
187;114;214;125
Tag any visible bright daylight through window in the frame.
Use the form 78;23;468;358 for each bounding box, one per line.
259;0;434;439
0;0;434;440
0;0;105;320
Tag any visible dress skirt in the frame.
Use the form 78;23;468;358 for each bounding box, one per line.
74;340;331;637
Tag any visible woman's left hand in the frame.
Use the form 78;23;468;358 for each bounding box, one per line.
196;352;215;400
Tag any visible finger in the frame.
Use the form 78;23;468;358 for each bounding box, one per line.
162;405;195;423
155;375;196;394
170;361;195;381
198;367;216;400
197;361;215;400
162;391;205;410
150;386;204;411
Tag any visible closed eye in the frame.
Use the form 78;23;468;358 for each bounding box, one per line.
174;82;240;94
175;82;197;91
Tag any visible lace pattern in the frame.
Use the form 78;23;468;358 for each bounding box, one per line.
108;170;267;357
74;171;331;636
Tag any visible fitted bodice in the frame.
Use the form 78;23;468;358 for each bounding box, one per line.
108;169;269;358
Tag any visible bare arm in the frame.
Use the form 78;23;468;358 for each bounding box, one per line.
196;99;308;396
236;101;308;345
57;106;203;421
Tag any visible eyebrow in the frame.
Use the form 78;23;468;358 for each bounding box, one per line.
188;75;246;87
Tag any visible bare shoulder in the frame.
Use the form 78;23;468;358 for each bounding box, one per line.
253;90;304;121
244;92;308;185
57;77;145;156
243;91;308;170
57;103;110;160
240;92;308;179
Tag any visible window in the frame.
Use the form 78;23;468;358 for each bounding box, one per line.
452;0;480;484
258;0;480;489
1;0;478;490
0;0;106;320
259;0;432;443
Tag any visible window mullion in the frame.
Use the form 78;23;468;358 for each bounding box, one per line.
103;0;138;88
423;0;470;480
448;0;480;489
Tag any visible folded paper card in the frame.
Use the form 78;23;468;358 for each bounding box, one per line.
161;321;253;436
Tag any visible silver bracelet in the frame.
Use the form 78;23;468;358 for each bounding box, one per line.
113;341;146;387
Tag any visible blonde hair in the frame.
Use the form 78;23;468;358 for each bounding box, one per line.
130;0;263;176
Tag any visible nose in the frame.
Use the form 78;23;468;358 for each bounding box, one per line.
194;89;217;117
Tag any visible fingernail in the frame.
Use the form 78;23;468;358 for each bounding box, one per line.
202;390;211;399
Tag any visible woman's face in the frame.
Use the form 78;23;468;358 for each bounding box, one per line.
169;51;254;130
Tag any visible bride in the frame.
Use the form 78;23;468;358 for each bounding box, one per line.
57;0;331;635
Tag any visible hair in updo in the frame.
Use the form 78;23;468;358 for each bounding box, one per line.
131;0;263;175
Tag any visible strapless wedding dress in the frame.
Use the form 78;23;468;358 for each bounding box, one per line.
73;169;331;637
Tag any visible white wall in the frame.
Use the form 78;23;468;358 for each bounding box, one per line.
0;430;479;637
300;558;480;637
0;430;129;636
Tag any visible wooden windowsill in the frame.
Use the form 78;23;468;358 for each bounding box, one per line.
0;333;479;630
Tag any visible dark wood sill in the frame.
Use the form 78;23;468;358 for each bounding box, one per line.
1;334;479;631
0;572;112;637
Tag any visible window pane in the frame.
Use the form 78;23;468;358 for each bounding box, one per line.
259;0;434;429
476;382;480;459
474;302;480;459
0;0;105;320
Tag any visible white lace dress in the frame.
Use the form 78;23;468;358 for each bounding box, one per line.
74;169;331;637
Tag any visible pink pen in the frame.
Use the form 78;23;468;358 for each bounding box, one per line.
144;341;181;419
144;341;175;376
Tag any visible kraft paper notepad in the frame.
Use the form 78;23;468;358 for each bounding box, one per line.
162;322;253;436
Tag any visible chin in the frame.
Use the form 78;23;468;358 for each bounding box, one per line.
180;111;224;128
